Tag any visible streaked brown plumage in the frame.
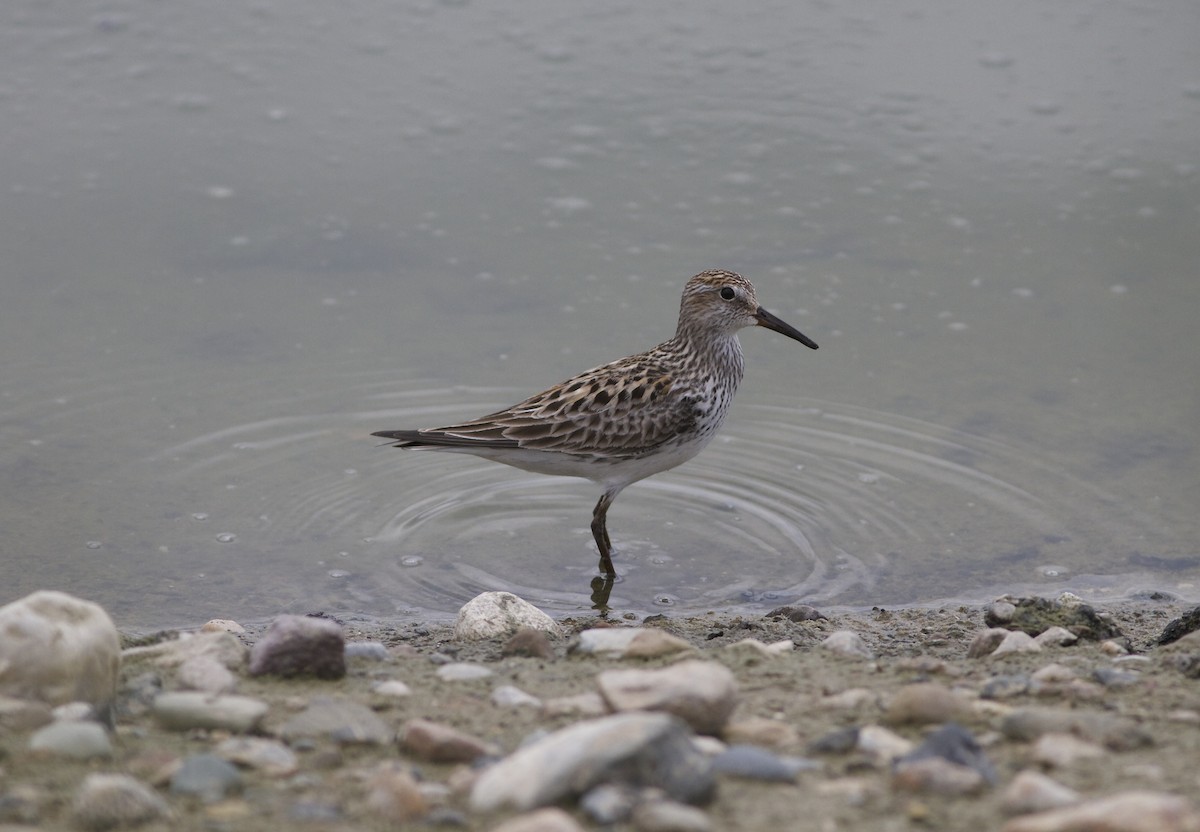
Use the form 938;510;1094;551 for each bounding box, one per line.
374;269;818;580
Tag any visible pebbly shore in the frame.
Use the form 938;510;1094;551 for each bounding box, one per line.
2;589;1200;831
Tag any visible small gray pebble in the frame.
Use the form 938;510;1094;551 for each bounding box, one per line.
1092;667;1140;687
713;745;818;781
981;674;1031;699
170;754;243;802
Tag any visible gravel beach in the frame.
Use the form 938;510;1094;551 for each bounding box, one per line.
3;591;1200;831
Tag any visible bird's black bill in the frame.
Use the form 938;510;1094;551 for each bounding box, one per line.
754;307;819;350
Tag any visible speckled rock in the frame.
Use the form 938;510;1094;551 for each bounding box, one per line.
596;660;737;735
453;592;559;640
0;590;120;718
72;773;172;830
248;615;345;680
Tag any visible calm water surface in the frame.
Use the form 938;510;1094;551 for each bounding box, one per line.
2;1;1197;629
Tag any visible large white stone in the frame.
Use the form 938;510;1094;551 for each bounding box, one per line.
0;591;120;715
454;592;559;640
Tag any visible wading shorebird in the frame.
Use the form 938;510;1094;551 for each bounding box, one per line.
373;269;818;602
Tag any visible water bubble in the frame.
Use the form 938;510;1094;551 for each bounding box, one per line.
653;594;678;606
85;541;102;550
1038;564;1070;579
215;533;237;543
327;569;350;579
191;512;209;521
399;555;424;568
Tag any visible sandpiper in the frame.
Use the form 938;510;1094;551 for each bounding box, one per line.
373;269;818;586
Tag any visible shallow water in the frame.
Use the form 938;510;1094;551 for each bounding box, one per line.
2;1;1197;628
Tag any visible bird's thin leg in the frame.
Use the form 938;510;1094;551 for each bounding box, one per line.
591;489;618;576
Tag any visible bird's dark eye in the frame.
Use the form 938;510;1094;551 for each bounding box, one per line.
719;287;736;301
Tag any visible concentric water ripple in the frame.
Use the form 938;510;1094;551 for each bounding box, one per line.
0;364;1176;628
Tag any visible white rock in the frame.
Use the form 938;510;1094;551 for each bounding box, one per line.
492;685;543;708
596;659;737;735
454;592;558;640
201;619;246;635
0;590;120;714
72;773;172;829
214;736;299;776
490;807;588;832
29;721;112;759
725;638;794;657
819;688;876;709
992;631;1041;656
1031;664;1077;684
470;712;707;812
1033;627;1078;648
856;725;914;763
153;691;269;733
631;799;713;832
436;662;493;681
177;655;238;693
1000;790;1200;832
574;628;692;658
123;630;248;673
1031;732;1105;768
371;679;413;698
1002;769;1081;814
821;630;874;659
